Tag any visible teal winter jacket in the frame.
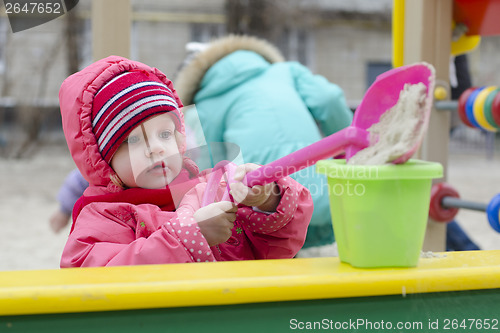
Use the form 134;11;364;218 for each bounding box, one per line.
175;35;353;248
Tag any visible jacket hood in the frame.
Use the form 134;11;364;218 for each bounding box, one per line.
174;35;285;106
59;56;184;193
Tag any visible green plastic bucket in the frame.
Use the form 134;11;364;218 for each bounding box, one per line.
316;159;443;268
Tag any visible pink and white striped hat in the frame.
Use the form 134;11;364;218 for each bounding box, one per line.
91;70;182;163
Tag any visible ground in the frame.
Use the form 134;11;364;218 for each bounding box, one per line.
0;142;499;271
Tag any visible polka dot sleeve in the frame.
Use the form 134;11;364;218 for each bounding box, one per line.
236;177;299;234
163;212;216;263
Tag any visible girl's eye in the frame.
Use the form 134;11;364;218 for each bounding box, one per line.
159;130;172;140
126;135;140;144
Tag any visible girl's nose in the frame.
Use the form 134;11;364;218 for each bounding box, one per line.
145;138;165;157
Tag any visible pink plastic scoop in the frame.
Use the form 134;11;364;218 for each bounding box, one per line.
242;62;436;187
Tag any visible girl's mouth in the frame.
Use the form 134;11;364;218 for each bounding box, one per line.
147;161;168;175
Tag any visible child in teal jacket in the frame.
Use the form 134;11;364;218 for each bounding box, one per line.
174;35;353;252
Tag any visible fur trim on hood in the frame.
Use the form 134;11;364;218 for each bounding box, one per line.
174;35;285;106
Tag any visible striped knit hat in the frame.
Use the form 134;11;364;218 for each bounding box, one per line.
91;71;182;163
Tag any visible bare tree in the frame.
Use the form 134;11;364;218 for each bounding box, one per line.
13;8;81;158
225;0;245;35
225;0;289;46
65;6;81;75
14;35;64;158
0;24;12;156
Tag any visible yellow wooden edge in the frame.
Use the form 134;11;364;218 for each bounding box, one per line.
392;0;404;68
394;2;481;66
2;250;500;316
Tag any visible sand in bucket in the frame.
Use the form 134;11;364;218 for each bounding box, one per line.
317;82;442;268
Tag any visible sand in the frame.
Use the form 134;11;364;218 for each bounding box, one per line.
0;143;499;271
347;83;428;165
0;144;75;271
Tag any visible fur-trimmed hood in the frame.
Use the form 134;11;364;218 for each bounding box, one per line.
174;35;285;106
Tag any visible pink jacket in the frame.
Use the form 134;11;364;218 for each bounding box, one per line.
59;56;313;267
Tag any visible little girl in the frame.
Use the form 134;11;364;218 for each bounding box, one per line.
59;56;313;267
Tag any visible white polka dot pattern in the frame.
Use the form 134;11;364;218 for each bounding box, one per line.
237;177;298;234
164;211;216;263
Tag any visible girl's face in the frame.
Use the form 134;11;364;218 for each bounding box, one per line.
111;113;183;189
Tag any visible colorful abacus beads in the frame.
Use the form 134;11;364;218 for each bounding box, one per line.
458;87;477;127
458;86;500;131
429;183;500;234
487;194;500;233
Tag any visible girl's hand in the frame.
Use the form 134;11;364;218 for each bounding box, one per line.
194;201;237;246
229;163;281;212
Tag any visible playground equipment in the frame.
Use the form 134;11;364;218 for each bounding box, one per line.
2;252;500;333
394;0;500;250
457;86;500;132
429;182;500;232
